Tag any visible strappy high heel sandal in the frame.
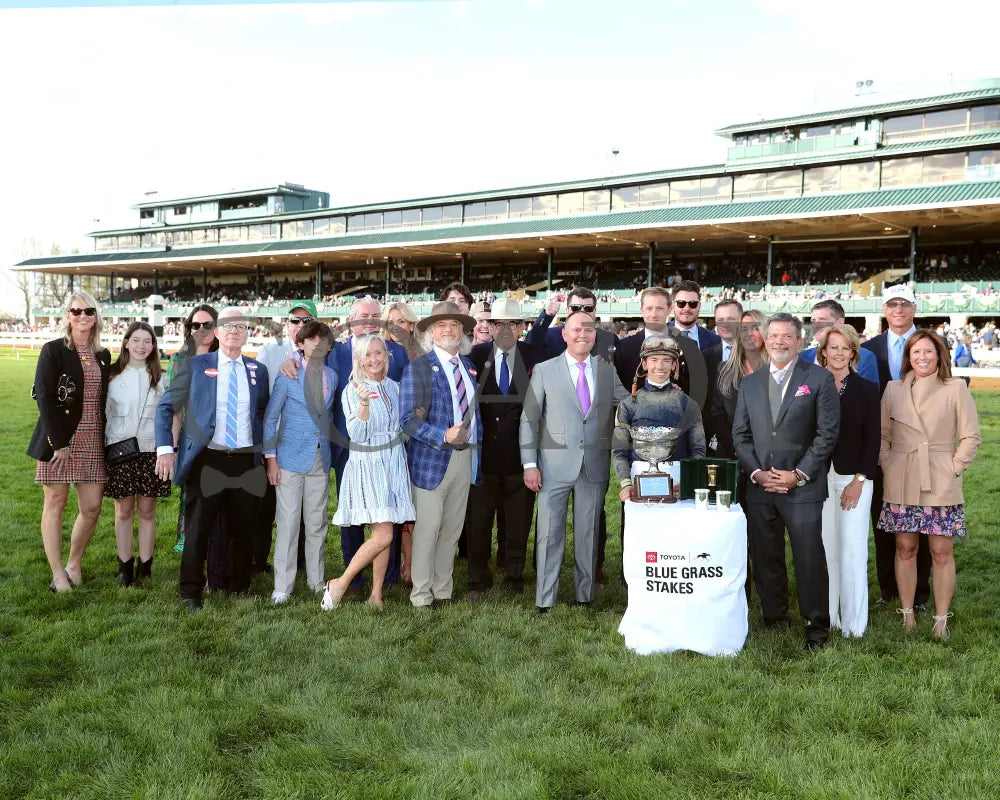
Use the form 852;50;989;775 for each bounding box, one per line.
897;607;917;632
932;612;954;641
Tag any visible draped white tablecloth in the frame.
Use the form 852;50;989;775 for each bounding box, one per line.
618;499;749;657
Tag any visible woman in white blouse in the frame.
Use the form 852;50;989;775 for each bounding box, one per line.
105;322;171;586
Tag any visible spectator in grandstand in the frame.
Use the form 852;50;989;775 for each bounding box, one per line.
878;331;980;641
953;335;977;369
470;302;493;345
521;311;629;611
815;324;880;638
281;296;409;593
466;299;547;598
255;300;318;578
381;301;421;362
28;292;110;592
264;320;337;605
667;280;721;353
526;286;617;361
323;334;416;610
104;322;171;587
613;334;706;500
799;300;879;385
154;307;271;610
861;285;930;611
440;282;473;315
400;302;481;608
732;312;839;651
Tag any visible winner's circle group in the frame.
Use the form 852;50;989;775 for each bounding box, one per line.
27;281;981;650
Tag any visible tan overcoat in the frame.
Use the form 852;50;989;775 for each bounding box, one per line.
879;373;980;506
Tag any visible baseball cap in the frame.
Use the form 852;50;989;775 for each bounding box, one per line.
288;299;318;317
882;285;915;304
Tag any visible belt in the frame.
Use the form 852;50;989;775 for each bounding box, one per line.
890;441;954;492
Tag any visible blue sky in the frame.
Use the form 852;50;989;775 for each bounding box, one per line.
1;0;997;310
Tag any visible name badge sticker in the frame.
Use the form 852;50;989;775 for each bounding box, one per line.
204;368;218;378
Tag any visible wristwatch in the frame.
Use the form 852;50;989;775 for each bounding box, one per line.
854;474;867;484
794;469;807;488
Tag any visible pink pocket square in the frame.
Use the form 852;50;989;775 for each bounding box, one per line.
794;384;811;397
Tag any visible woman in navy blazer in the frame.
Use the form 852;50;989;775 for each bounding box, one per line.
264;321;338;604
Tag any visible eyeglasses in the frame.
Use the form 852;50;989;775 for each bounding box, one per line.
287;317;314;325
569;304;596;313
885;300;914;309
69;308;97;317
189;321;215;332
489;320;520;330
674;300;700;309
221;323;248;333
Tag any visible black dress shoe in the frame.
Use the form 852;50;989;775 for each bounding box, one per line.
763;618;792;631
535;606;550;615
466;590;487;603
181;597;203;611
574;601;592;610
803;640;827;652
914;603;927;614
874;595;897;608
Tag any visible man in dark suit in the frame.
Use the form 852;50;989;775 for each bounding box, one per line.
466;299;547;598
526;286;617;361
155;307;270;610
860;284;929;610
668;280;722;353
701;298;744;453
733;312;840;650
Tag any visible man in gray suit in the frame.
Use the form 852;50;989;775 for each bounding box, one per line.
732;312;840;650
520;311;629;612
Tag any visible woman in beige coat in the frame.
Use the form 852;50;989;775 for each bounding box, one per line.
878;330;980;640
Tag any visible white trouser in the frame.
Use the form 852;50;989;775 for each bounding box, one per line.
821;466;873;637
273;448;329;596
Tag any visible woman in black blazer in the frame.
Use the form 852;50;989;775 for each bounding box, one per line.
27;292;110;592
815;324;880;638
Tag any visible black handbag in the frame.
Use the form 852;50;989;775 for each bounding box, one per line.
105;387;151;468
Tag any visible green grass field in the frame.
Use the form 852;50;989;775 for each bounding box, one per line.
1;351;999;799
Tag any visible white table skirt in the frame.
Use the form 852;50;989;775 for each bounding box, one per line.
618;499;749;657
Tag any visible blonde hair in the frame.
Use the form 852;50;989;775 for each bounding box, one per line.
381;301;418;339
350;333;388;385
716;309;769;399
815;324;861;371
62;291;104;353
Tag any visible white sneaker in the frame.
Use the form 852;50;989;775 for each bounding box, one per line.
271;592;290;605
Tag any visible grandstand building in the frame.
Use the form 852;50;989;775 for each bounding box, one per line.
15;78;1000;329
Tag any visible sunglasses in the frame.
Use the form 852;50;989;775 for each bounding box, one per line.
69;308;97;317
189;321;215;332
674;300;700;309
885;300;914;309
569;304;596;313
288;317;314;325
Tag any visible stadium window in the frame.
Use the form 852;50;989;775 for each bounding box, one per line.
765;169;802;197
583;190;610;212
802;125;833;139
557;192;585;214
464;202;486;221
441;204;462;223
96;237;116;251
612;186;639;209
920;152;966;184
421;206;443;224
219;226;247;243
509;197;532;218
170;229;193;246
401;208;421;226
923;108;968;137
639;182;669;207
118;234;140;249
882;113;923;143
699;176;732;203
382;210;403;229
173;206;188;216
970;104;1000;132
532;195;556;215
193;228;218;244
839;162;878;192
670;179;700;204
968;149;1000;180
732;172;767;200
313;218;331;236
879;157;923;188
484;199;508;220
140;208;154;219
804;165;840;194
329;216;346;234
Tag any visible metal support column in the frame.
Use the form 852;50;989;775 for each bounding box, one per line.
109;273;116;303
909;228;918;283
460;252;468;286
68;274;74;294
385;257;393;300
255;264;263;297
546;248;554;292
315;260;324;298
766;241;774;287
646;242;656;287
153;269;159;294
202;268;208;298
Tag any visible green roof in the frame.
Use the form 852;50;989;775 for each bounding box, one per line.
715;80;1000;137
132;184;318;209
19;180;1000;271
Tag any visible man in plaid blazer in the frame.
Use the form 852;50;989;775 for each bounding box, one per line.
400;301;483;608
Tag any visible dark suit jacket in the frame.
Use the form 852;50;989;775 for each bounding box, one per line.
526;311;618;361
860;332;893;395
469;340;548;475
613;329;709;411
702;342;725;449
668;322;722;352
732;359;840;505
831;372;880;478
28;338;111;461
154;352;270;487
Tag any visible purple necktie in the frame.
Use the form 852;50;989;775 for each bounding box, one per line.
450;356;469;421
576;361;591;416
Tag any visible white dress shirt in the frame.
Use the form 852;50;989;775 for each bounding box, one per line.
564;351;595;405
211;352;253;449
434;345;478;442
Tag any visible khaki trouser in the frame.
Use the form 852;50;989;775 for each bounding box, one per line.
273;448;328;596
409;448;472;607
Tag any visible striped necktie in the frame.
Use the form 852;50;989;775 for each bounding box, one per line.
450;356;469;422
225;359;239;448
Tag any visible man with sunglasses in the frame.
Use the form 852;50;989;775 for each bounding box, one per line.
861;284;930;612
667;281;721;353
254;300;318;576
526;286;617;361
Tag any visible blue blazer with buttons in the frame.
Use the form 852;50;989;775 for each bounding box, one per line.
263;366;338;473
400;350;483;491
154;351;270;487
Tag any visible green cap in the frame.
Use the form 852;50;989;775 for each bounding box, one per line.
288;299;318;318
